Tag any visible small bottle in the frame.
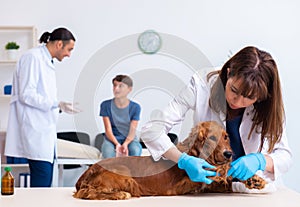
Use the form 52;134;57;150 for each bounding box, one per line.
1;166;14;195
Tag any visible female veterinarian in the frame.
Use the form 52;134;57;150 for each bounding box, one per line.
4;27;81;187
141;46;292;189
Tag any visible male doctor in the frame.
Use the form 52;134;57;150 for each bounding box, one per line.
5;27;80;187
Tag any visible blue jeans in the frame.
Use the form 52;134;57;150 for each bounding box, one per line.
101;138;142;158
28;159;53;187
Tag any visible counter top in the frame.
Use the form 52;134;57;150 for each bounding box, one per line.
1;186;300;207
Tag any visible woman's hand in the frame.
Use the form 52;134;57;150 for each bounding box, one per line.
178;153;216;184
227;153;266;180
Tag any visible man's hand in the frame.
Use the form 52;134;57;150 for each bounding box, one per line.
59;102;82;114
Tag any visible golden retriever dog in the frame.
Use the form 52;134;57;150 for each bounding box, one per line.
74;121;265;200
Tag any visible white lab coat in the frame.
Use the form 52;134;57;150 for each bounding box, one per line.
5;45;59;163
141;68;292;182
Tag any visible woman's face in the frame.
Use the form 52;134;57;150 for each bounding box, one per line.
225;77;257;109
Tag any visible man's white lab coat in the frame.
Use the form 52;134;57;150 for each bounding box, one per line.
5;45;59;163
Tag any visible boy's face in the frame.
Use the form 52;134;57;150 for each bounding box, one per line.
113;80;132;98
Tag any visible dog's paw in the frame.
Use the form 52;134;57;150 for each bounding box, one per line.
114;191;132;200
208;163;230;184
243;175;266;190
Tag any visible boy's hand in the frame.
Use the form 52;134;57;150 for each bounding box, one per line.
116;144;128;157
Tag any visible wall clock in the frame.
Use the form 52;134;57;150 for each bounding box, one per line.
138;30;162;54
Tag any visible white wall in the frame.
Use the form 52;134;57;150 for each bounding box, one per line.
0;0;299;192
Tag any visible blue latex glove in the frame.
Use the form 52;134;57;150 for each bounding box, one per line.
178;153;216;184
227;153;266;181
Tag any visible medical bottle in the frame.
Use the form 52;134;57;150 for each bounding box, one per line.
1;166;14;195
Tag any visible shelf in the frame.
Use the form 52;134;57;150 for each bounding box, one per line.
0;26;37;41
0;94;11;98
0;60;17;64
0;26;36;30
0;95;11;102
0;26;36;139
0;26;37;61
1;163;29;168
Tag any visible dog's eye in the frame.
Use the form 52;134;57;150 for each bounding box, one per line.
208;136;217;141
224;135;228;140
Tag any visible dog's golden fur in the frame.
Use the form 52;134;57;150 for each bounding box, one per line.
74;121;265;200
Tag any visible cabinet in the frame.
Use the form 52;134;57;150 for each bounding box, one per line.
0;26;37;131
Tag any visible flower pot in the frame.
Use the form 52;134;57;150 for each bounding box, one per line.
6;49;18;60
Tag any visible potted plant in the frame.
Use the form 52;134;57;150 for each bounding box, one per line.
5;41;20;50
5;41;20;60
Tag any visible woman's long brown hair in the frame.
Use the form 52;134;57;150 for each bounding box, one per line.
208;46;285;153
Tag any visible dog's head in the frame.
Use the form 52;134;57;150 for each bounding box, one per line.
177;121;232;166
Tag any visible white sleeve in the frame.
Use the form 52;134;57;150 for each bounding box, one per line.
140;75;198;161
232;181;277;194
263;126;293;181
17;53;56;111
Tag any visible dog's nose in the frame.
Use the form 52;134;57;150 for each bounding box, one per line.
223;151;232;159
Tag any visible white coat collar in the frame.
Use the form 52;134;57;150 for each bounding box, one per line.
240;104;262;154
40;44;55;70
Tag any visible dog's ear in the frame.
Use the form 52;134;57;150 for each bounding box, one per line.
198;122;208;143
189;123;208;157
177;123;199;153
176;122;207;157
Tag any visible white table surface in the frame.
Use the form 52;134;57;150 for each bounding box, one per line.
1;186;300;207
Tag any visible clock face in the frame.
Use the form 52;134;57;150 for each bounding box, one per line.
138;30;162;54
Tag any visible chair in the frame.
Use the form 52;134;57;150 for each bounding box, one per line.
167;132;178;144
57;132;90;145
140;133;178;148
57;131;90;169
94;133;105;152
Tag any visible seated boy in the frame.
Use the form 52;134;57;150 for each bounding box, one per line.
100;74;142;158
